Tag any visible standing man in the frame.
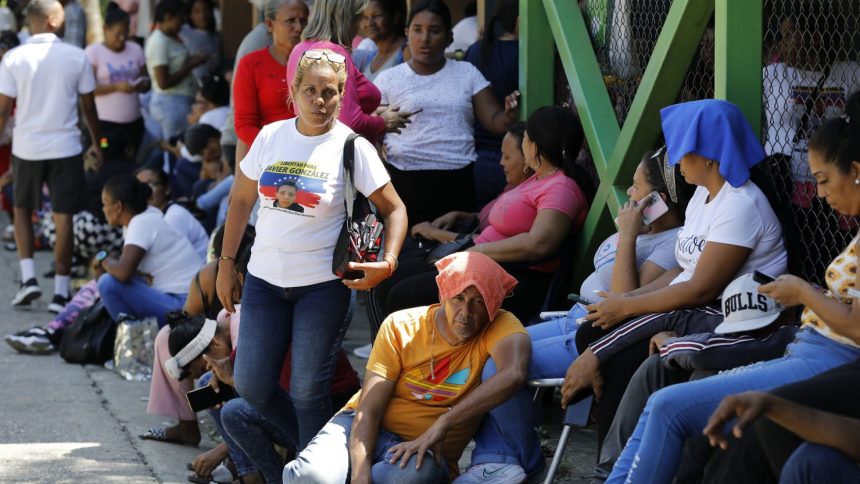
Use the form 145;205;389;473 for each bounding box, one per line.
60;0;86;48
1;0;101;312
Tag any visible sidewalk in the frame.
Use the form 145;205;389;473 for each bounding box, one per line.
0;220;597;482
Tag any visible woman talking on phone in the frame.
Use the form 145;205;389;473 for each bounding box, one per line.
216;49;407;451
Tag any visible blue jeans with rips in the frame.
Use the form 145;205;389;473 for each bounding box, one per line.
282;410;449;483
468;304;587;475
234;274;351;451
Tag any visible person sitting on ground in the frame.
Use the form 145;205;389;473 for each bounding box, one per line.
704;359;860;484
455;147;694;483
97;173;201;326
135;167;208;262
142;225;256;448
368;106;592;334
353;0;408;83
173;122;222;199
373;0;521;224
283;252;530;483
603;92;860;484
562;99;788;454
187;73;229;129
192;154;233;231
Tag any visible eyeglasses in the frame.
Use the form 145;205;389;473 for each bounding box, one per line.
301;49;346;64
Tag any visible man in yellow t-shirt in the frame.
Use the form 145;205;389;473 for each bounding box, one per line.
283;252;531;483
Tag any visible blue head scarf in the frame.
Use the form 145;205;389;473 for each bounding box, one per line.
660;99;765;187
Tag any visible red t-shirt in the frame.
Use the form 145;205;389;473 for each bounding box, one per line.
233;47;295;146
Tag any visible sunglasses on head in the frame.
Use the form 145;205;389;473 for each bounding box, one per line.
301;49;346;64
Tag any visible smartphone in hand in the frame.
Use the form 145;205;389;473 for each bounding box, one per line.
753;271;775;284
186;384;235;412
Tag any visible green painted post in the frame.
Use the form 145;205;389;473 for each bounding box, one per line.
519;0;554;117
715;0;763;136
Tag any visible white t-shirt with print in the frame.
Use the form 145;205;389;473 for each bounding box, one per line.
672;182;787;285
124;206;202;294
240;119;390;287
374;59;490;171
763;61;860;181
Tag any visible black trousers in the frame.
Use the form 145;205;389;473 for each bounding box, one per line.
385;163;475;227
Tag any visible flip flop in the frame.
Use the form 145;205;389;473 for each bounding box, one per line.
138;426;198;447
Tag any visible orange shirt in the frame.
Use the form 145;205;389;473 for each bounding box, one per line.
344;304;526;470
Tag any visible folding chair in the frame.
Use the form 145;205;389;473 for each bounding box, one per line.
529;378;594;483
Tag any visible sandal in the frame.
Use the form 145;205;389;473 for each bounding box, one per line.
138;426;199;447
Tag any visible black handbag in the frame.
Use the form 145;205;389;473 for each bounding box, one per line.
332;134;384;279
59;298;116;365
425;236;474;265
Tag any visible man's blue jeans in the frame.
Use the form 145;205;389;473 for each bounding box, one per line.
469;304;587;475
608;327;860;484
780;443;860;484
282;410;449;483
97;273;185;327
197;373;292;481
234;274;350;450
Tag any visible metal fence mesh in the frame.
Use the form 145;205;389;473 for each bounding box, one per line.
556;0;860;284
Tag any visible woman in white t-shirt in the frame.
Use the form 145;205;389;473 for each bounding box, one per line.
216;49;407;450
97;174;202;327
85;3;149;161
558;100;788;455
373;0;519;225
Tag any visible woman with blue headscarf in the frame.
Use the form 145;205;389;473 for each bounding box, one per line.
560;99;788;452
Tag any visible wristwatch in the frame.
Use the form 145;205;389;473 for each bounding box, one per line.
95;250;108;267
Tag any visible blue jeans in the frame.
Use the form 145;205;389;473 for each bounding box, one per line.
608;327;860;483
149;92;193;140
97;273;185;327
470;304;586;474
235;274;351;450
283;410;449;483
780;443;860;484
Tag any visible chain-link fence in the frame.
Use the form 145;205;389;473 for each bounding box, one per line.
558;0;860;284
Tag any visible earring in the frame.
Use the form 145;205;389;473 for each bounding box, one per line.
855;179;860;185
707;160;714;167
522;164;531;174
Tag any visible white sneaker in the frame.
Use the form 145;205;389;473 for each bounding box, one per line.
454;463;526;483
353;343;372;359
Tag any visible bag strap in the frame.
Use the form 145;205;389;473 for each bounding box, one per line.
342;133;360;222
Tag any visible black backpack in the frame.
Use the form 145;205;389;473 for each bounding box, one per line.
59;298;116;364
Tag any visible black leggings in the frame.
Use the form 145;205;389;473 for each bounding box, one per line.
386;163;475;227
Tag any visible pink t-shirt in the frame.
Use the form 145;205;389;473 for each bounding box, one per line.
475;172;588;269
287;40;385;139
85;41;145;123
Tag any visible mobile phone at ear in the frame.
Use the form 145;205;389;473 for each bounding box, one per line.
640;191;670;225
753;271;775;284
186;384;235;413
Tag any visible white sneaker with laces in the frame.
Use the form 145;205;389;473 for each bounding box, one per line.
454;463;526;483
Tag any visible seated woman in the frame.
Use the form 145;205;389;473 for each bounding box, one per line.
97;174;201;326
562;99;788;453
605;94;860;484
368;106;593;331
186;73;229;129
135;167;209;262
373;0;520;224
457;148;695;482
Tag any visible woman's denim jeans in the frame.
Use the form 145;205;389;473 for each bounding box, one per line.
469;304;586;475
234;274;351;451
149;92;193;140
608;327;860;484
97;273;185;327
283;410;449;483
